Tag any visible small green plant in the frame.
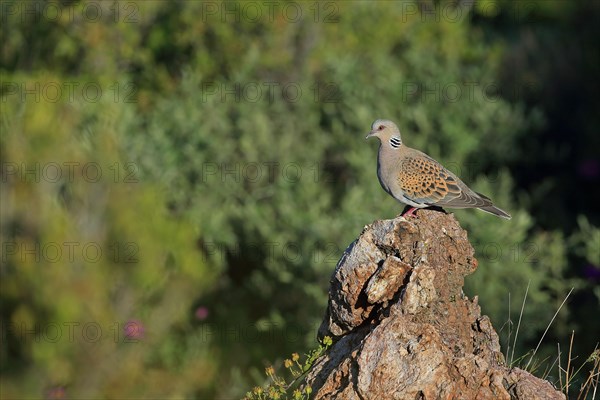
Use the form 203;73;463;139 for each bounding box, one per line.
244;336;333;400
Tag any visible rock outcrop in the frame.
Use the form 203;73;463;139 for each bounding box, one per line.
305;211;564;400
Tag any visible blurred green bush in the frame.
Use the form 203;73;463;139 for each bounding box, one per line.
1;1;598;398
0;82;215;397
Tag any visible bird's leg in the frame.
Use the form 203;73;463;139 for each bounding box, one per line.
402;207;418;218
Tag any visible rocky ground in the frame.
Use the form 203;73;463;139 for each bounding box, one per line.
304;211;564;400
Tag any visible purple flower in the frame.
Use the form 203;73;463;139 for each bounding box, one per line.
195;306;209;321
583;264;600;281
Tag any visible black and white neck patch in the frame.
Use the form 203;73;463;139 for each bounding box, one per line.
389;137;402;148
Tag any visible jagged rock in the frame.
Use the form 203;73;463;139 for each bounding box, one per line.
306;211;564;400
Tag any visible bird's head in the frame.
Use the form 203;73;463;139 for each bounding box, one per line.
366;119;402;147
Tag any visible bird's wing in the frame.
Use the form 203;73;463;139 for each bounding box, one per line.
397;156;490;208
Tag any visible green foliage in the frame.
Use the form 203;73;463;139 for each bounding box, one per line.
244;336;332;400
1;1;598;398
1;79;215;397
570;217;600;275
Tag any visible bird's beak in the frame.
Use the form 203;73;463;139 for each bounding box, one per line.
365;130;375;139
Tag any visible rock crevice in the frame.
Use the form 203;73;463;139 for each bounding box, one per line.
307;211;564;400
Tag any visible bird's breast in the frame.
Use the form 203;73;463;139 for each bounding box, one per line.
377;151;399;197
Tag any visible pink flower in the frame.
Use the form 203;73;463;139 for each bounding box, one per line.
195;306;209;321
124;320;144;340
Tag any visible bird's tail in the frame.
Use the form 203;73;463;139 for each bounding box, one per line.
478;205;511;219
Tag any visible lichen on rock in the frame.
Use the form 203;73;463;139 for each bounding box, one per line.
307;211;564;400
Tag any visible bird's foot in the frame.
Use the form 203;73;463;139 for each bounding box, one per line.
402;207;418;218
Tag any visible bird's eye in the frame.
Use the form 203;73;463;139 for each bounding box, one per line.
378;125;384;131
